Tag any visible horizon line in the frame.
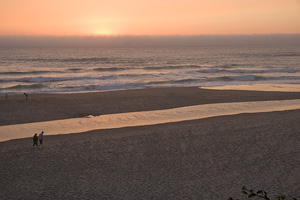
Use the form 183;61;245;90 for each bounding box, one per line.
1;34;300;47
1;33;300;37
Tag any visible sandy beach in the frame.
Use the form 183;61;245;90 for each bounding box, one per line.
1;87;300;199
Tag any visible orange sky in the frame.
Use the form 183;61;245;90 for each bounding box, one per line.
0;0;300;36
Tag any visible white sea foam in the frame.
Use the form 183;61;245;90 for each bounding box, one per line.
0;99;299;142
1;46;300;94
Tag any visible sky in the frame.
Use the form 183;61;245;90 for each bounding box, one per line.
1;0;300;36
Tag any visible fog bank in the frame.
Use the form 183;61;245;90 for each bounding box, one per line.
0;34;300;47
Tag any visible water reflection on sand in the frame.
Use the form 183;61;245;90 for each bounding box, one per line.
1;99;299;142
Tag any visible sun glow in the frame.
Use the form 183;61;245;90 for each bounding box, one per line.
91;29;115;36
0;0;300;36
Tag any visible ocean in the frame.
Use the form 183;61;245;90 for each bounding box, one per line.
0;45;300;95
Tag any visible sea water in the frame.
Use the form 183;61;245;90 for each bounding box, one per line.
0;46;300;94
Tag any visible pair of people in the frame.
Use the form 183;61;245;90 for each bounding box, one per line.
33;131;44;148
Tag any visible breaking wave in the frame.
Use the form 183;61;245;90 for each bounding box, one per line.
144;65;202;70
197;67;296;74
93;67;128;72
147;78;202;85
0;84;45;90
0;70;64;75
17;57;112;63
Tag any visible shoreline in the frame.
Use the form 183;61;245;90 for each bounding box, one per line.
202;84;300;92
2;83;300;96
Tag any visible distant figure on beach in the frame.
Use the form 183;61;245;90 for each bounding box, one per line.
39;131;44;147
33;133;38;148
24;93;28;100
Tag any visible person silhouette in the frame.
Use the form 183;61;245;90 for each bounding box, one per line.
33;133;38;148
38;131;44;147
24;93;28;100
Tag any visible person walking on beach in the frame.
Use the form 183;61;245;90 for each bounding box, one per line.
24;92;28;100
33;133;38;149
38;131;44;147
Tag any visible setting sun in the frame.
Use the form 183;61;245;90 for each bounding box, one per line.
91;28;115;36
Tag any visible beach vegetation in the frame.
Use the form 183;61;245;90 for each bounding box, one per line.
228;186;298;200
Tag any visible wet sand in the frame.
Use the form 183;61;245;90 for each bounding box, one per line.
1;99;300;142
1;87;300;199
1;87;300;126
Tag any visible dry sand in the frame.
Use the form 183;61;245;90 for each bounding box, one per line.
1;87;300;199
